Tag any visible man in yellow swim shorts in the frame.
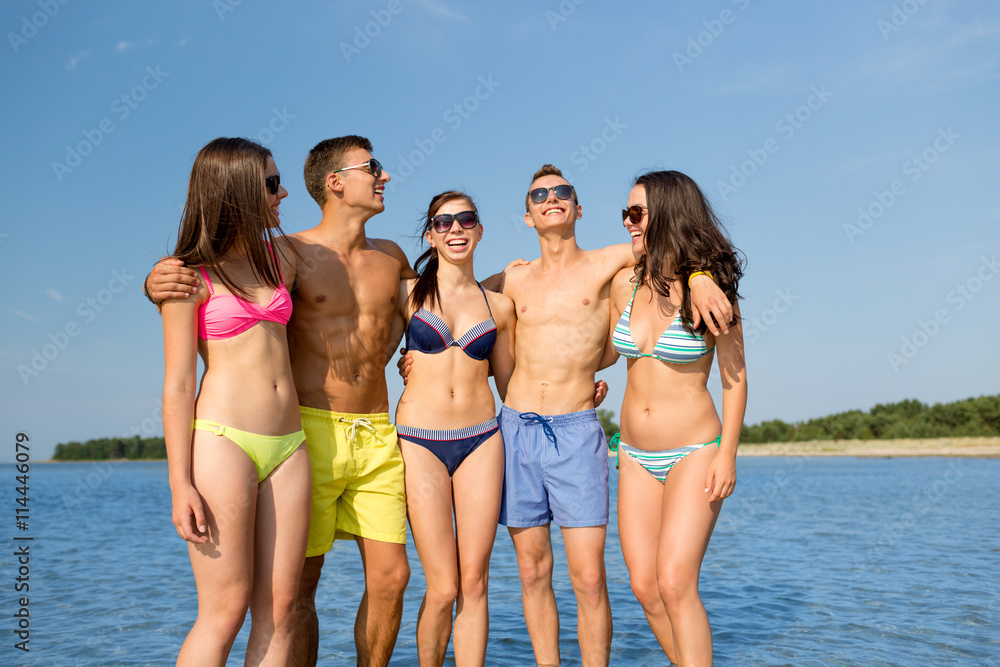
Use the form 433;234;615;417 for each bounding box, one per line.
148;135;415;667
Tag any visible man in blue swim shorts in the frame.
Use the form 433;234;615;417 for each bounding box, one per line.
480;164;732;666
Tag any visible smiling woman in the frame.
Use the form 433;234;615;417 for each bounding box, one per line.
393;190;517;666
159;137;311;667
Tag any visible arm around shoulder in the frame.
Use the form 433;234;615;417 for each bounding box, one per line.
705;303;745;503
488;291;517;401
148;257;200;306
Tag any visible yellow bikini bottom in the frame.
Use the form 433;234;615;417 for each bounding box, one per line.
193;419;305;482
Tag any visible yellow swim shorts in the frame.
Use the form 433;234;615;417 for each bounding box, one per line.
299;407;407;557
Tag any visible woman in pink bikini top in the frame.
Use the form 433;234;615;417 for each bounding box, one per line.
159;137;310;666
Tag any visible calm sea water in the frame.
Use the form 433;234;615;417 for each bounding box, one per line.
2;457;998;666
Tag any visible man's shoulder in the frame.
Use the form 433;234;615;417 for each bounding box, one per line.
369;237;406;260
501;257;540;289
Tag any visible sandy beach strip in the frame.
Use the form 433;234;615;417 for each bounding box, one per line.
735;436;1000;457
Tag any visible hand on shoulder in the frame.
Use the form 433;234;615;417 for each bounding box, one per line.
148;257;200;304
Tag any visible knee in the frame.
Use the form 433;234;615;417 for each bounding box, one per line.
517;551;554;592
569;564;607;601
204;587;252;639
657;565;699;609
372;557;410;599
629;575;663;614
459;568;488;603
425;575;460;610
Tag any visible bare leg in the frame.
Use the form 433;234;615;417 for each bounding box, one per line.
451;434;504;666
617;447;675;662
290;554;323;667
657;446;722;667
508;525;560;666
561;526;612;667
355;537;409;666
176;432;257;667
246;446;312;666
400;439;459;666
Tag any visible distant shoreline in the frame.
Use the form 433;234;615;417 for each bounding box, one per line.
602;436;1000;459
29;436;1000;463
736;436;1000;457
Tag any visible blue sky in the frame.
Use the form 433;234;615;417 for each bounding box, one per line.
2;0;998;461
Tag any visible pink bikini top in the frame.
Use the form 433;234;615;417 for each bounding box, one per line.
197;264;292;340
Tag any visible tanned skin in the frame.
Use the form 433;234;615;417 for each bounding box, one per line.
149;145;417;667
470;172;731;667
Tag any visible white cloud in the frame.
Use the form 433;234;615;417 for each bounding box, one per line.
176;37;190;48
46;289;65;302
116;40;136;52
411;0;471;23
1;304;38;322
65;50;92;70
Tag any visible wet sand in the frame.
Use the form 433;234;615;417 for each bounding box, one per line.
736;436;1000;457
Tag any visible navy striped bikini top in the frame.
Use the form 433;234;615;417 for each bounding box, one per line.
405;283;497;361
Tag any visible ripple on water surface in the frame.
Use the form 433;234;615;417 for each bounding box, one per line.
8;458;999;665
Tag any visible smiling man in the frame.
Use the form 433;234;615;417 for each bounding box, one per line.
147;136;415;667
481;164;732;667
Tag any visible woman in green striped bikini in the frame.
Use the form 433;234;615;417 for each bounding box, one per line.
608;170;747;667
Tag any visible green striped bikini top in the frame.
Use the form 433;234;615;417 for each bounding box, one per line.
612;280;713;364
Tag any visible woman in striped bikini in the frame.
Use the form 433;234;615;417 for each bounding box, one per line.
608;170;746;666
394;191;517;666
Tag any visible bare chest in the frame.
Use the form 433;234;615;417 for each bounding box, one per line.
511;271;609;328
292;250;399;323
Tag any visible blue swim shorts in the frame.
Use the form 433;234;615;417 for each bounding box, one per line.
498;405;609;528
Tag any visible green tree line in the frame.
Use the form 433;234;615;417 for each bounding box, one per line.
52;394;1000;459
599;395;999;444
739;394;1000;443
53;436;166;460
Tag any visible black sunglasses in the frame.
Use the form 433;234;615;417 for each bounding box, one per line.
529;184;574;205
431;210;479;233
622;204;648;225
265;173;281;195
333;158;383;179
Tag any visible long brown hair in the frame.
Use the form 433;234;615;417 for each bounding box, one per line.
633;170;744;334
172;137;285;300
410;191;477;312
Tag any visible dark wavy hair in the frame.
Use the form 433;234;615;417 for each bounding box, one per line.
409;191;477;312
172;137;286;300
632;170;744;334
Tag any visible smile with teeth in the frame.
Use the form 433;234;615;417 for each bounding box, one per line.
446;239;469;247
374;186;384;195
543;207;564;216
